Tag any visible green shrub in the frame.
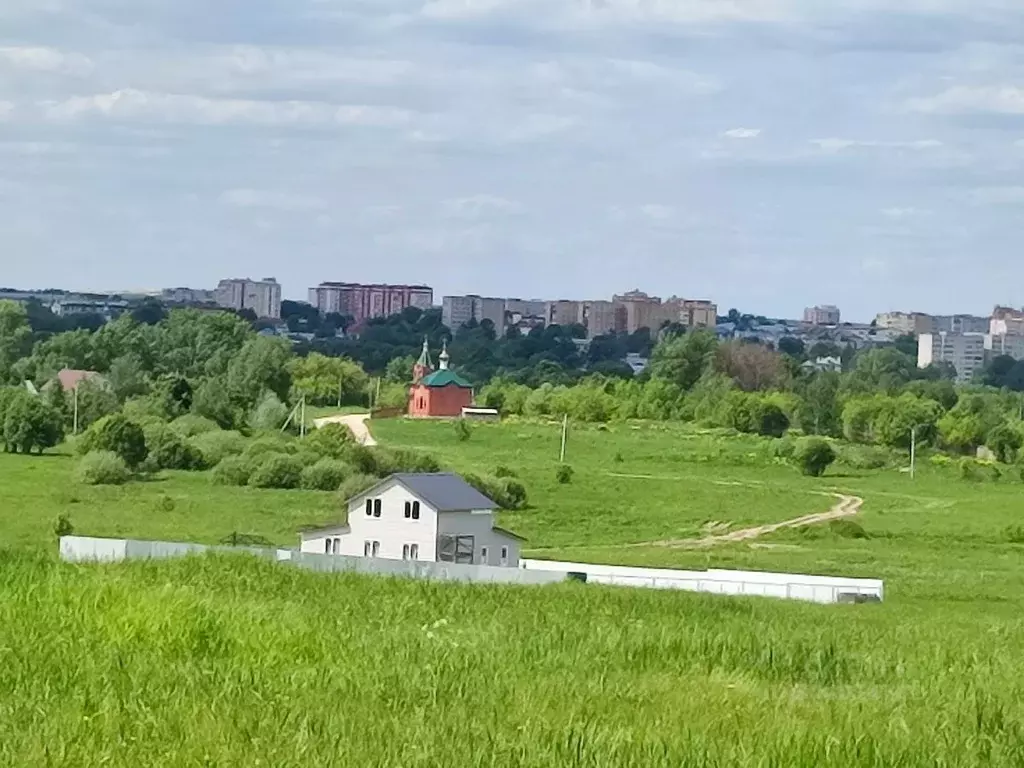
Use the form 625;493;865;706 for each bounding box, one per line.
930;454;952;467
169;414;221;438
959;458;980;482
794;438;836;478
464;472;528;510
556;464;574;484
249;455;304;489
454;419;472;441
53;514;74;539
828;519;869;539
772;437;797;460
144;424;207;471
337;472;379;500
1005;525;1024;544
75;451;130;486
837;444;890;471
211;456;258;487
190;430;246;467
343;446;440;477
82;414;148;469
244;436;298;461
249;392;291;431
300;459;352;491
494;465;518;478
304;424;353;459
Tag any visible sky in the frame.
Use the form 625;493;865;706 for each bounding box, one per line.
3;1;1024;321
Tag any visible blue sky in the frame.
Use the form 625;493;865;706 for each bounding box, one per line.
2;0;1024;320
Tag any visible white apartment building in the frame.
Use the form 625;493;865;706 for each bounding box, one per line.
918;332;987;383
215;278;282;319
986;333;1024;361
803;305;841;326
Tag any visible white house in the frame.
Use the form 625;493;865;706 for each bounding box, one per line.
299;473;525;567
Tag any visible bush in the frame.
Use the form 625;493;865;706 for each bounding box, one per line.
82;414;148;469
304;424;353;459
494;465;518;478
169;414;221;439
244;436;298;461
794;438;836;477
300;459;352;491
343;446;441;477
212;455;257;487
53;514;74;539
464;472;528;510
249;391;291;431
144;424;207;471
772;436;797;460
249;455;304;489
556;464;574;484
337;472;379;500
837;444;890;471
75;451;130;486
190;430;246;467
1005;525;1024;544
958;458;980;482
828;519;869;539
454;419;472;442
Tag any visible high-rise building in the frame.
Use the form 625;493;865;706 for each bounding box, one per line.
215;278;282;319
581;300;625;339
614;290;675;334
918;332;986;383
875;311;936;336
546;300;583;328
308;283;433;325
803;305;841;326
441;295;506;332
990;307;1024;337
986;333;1024;361
674;299;718;329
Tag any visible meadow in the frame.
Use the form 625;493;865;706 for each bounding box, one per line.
4;417;1024;765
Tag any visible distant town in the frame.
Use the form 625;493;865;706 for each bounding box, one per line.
2;279;1022;385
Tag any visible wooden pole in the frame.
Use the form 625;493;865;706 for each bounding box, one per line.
73;386;79;435
559;414;568;463
300;395;307;439
910;426;917;480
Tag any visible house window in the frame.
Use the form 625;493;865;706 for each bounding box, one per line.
500;546;509;566
402;544;410;560
325;540;331;554
372;541;380;557
332;538;340;555
410;544;419;560
373;499;382;517
365;499;372;516
480;546;489;564
364;541;371;557
404;501;411;519
412;501;420;520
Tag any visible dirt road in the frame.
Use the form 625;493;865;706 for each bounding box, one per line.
313;413;377;446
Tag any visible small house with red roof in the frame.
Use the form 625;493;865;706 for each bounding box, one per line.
408;338;474;418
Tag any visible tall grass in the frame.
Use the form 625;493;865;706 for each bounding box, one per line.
2;553;1024;766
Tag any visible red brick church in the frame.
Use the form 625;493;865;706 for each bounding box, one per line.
408;338;474;418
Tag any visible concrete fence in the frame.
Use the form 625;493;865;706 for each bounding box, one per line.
58;537;883;603
521;559;884;604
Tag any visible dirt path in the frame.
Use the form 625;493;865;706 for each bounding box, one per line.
645;493;863;549
313;413;377;446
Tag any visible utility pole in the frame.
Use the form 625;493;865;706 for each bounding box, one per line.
337;376;343;409
910;425;917;480
73;386;79;435
559;414;568;463
300;395;307;439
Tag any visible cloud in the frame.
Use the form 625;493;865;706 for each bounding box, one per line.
970;187;1024;205
881;207;932;219
42;89;413;127
220;189;327;211
811;138;943;152
907;85;1024;115
0;46;93;76
723;128;761;139
441;195;523;218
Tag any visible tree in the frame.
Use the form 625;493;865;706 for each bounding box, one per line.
938;394;1003;454
385;355;417;384
130;299;167;326
0;301;32;384
226;336;293;411
649;330;717;391
86;414;148;468
777;337;806;360
798;371;841;436
845;348;915;394
290;353;369;407
795;438;836;477
2;392;64;454
986;424;1023;464
192;376;238;429
73;379;119;431
715;340;789;392
107;354;148;402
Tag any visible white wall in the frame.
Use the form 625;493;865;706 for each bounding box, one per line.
435;510;519;566
344;480;439;561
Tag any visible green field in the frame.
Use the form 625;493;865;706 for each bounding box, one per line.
4;417;1024;765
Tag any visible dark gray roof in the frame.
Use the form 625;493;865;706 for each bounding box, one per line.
392;473;497;512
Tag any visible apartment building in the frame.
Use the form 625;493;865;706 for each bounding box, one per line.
581;300;625;339
918;332;987;383
308;283;433;325
875;311;934;335
546;300;583;328
613;290;674;335
986;333;1024;361
162;287;216;305
990;307;1024;337
215;278;282;319
441;295;507;332
803;305;841;326
674;299;718;329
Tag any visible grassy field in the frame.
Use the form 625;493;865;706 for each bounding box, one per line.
4;417;1024;765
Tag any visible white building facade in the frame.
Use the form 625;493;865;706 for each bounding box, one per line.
300;473;523;567
803;305;841;326
918;332;987;383
215;278;282;319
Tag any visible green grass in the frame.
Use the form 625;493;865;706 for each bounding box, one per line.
6;418;1024;765
3;553;1024;767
